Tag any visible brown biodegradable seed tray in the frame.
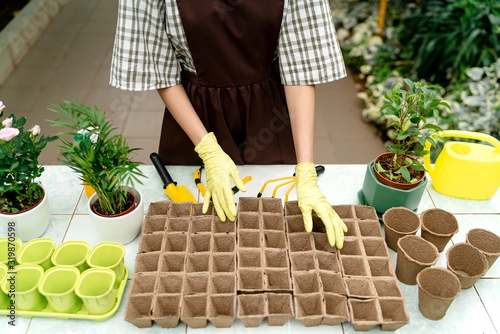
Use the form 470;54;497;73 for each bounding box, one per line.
261;197;283;214
135;252;160;273
265;268;292;291
181;294;208;329
345;277;377;299
343;219;360;237
358;220;384;238
354;205;379;220
238;230;261;248
312;232;337;253
147;200;170;216
319;271;347;295
339;238;363;256
237;294;266;327
264;249;289;268
185;253;210;273
162;233;187;252
284;201;301;216
208;294;236;328
156;273;183;294
191;202;214;216
168;202;193;217
130;272;158;295
238;212;261;230
187;234;212;253
262;213;285;231
263;231;287;249
294;293;324;327
348;298;381;331
212;217;236;233
316;252;340;272
322;293;349;326
190;216;213;233
363;237;389;257
212;234;236;252
238;197;261;212
266;293;294;326
212;253;236;273
293;271;321;294
340;256;369;277
138;233;163;253
285;215;307;233
368;258;395;277
159;252;186;272
151;294;181;328
210;273;236;294
142;216;167;234
372;278;403;298
311;213;327;233
238;268;264;291
124;294;154;328
183;273;209;294
238;249;262;268
332;204;356;219
290;251;316;272
378;298;410;331
288;233;314;252
166;217;190;233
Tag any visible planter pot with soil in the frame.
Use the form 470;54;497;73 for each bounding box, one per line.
374;152;425;190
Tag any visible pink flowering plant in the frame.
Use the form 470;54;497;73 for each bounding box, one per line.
0;101;58;213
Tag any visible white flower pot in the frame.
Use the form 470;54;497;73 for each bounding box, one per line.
0;186;50;241
87;186;144;245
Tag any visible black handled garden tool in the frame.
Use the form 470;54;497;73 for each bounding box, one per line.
150;153;197;203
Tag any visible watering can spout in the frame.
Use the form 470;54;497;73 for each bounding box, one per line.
423;130;500;200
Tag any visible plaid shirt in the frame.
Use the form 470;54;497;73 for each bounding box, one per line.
110;0;346;91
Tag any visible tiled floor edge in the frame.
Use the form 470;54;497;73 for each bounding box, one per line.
0;0;71;85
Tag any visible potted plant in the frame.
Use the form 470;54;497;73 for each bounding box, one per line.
358;78;450;216
0;101;58;241
49;100;146;244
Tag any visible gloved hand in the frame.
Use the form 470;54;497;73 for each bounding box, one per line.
195;132;246;221
295;162;347;249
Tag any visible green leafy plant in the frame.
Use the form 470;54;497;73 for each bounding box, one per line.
0;102;58;213
49;101;145;216
375;79;450;183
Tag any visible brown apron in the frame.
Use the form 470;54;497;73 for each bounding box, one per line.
158;0;296;165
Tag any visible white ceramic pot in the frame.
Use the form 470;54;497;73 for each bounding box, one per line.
88;186;144;245
0;186;50;241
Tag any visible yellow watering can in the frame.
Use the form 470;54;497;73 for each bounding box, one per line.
424;130;500;200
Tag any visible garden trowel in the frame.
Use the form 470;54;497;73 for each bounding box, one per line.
150;153;197;203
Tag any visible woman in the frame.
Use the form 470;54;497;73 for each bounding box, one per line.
110;0;347;248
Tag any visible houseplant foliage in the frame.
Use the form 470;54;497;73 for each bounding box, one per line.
49;100;145;216
0;101;57;213
375;78;450;185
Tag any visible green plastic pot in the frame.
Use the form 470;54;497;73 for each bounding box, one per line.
16;238;55;270
39;266;82;313
0;238;23;265
357;161;428;217
87;242;125;287
1;264;47;311
51;241;90;272
0;263;10;309
75;268;117;315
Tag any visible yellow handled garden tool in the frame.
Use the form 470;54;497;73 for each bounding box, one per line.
150;153;197;203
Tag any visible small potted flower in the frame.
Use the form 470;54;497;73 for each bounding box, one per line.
0;101;58;241
49;100;146;244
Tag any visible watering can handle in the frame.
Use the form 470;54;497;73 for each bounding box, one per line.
424;130;500;176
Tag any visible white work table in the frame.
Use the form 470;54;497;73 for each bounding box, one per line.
1;165;499;334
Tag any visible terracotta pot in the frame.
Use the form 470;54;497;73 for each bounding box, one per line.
396;235;439;285
466;228;500;269
416;267;461;320
446;242;488;289
374;152;425;190
420;208;459;252
382;207;421;251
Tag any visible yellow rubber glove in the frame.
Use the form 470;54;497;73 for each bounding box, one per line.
295;162;347;249
195;132;246;221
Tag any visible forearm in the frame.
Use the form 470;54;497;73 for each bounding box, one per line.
284;85;316;163
157;85;207;145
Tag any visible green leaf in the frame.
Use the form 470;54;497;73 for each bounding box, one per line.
404;78;415;92
375;162;387;173
399;166;411;182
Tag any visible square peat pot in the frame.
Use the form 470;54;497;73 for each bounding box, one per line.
357;161;428;218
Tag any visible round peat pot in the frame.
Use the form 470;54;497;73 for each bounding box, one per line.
416;267;461;320
39;266;82;313
75;268;116;315
16;238;55;270
396;235;439;285
420;208;459;252
446;242;488;289
51;241;90;272
0;263;10;308
87;242;125;287
0;237;22;265
382;207;421;251
466;228;500;269
1;264;47;311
